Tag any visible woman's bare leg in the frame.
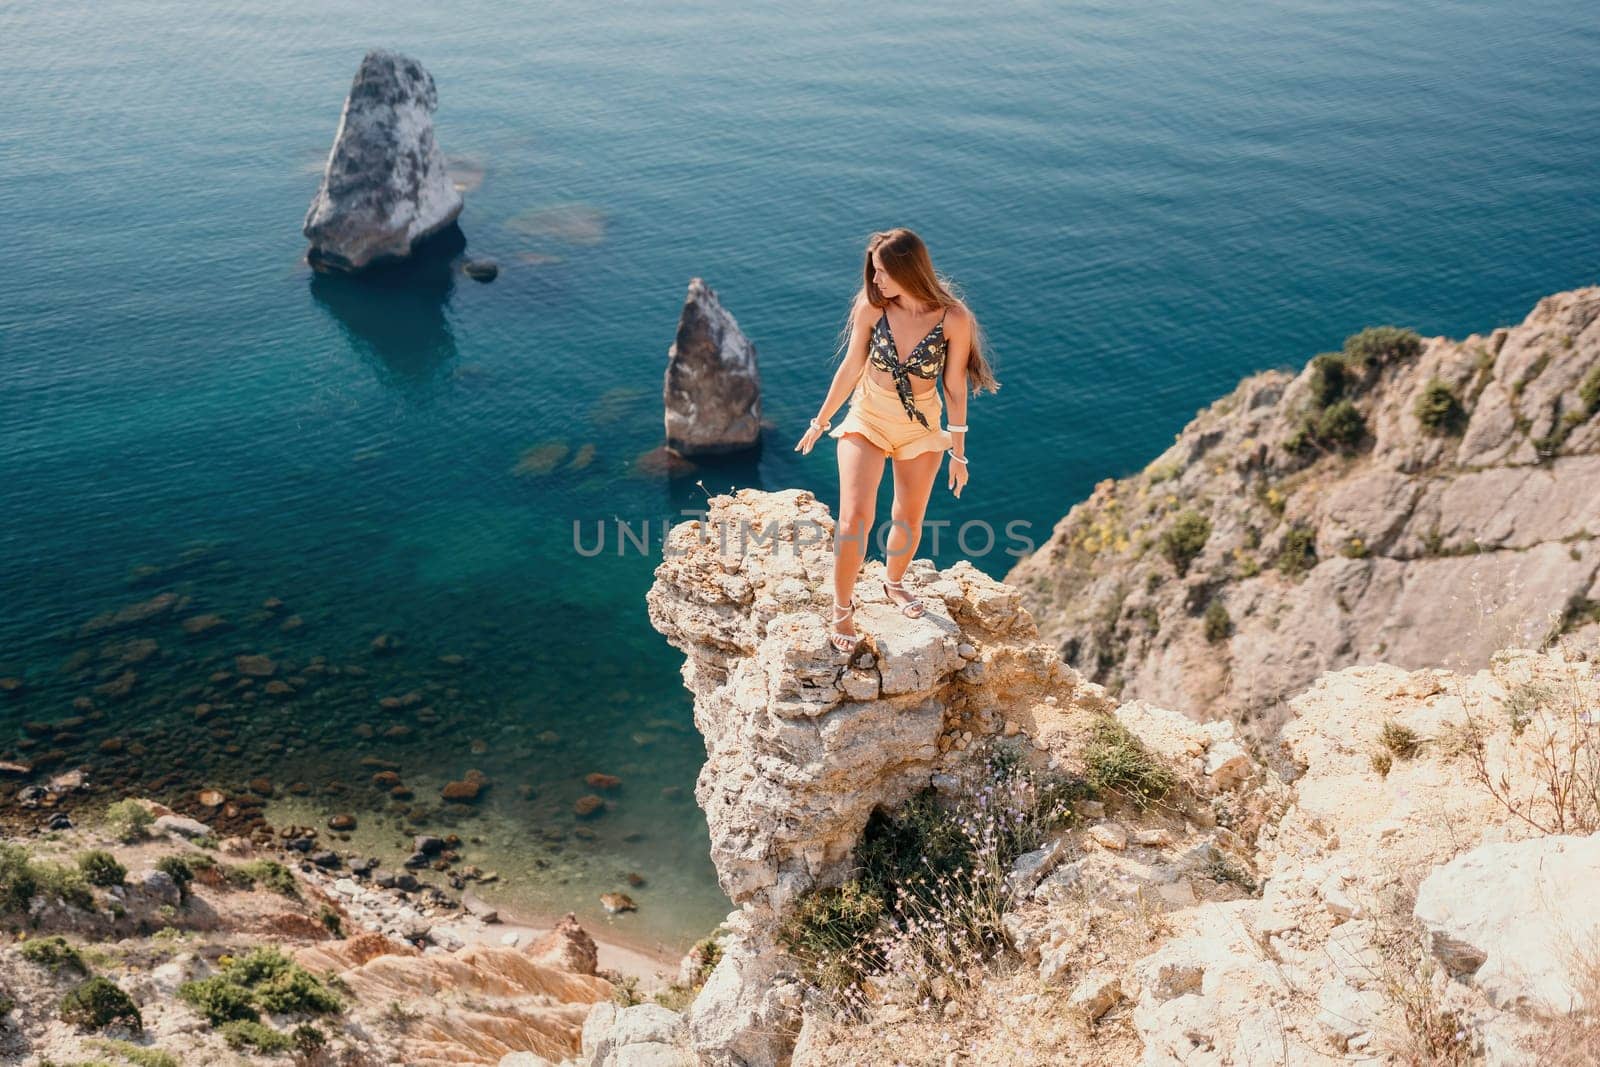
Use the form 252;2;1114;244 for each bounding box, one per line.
883;449;944;586
833;433;886;634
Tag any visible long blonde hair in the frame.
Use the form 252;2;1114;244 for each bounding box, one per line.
831;228;999;395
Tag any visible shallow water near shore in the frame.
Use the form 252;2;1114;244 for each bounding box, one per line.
2;1;1597;952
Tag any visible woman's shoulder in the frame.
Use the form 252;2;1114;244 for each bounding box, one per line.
942;299;974;331
852;289;884;325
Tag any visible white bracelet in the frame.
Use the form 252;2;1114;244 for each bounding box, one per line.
949;454;968;466
946;424;968;433
810;417;830;431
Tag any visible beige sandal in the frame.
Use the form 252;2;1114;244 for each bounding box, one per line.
883;578;926;619
828;597;861;652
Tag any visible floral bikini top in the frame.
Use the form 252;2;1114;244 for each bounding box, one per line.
867;306;949;428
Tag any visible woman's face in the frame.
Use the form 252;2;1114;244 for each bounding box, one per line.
871;251;901;300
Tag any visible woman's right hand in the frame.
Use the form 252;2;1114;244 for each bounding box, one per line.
795;421;828;454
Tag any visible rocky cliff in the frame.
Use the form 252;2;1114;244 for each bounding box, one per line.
626;488;1599;1066
1006;286;1600;734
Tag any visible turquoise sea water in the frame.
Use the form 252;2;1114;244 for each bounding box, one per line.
2;1;1597;953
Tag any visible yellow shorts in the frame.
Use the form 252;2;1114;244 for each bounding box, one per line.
829;375;953;460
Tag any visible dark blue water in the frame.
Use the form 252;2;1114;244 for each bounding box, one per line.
2;0;1596;951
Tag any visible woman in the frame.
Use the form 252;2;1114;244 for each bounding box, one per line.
794;228;999;652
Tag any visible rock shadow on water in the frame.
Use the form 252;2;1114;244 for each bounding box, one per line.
307;223;467;387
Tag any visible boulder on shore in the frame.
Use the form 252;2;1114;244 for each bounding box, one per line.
303;49;464;272
663;278;762;456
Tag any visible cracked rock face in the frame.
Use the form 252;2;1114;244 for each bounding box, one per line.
1006;285;1600;734
303;49;464;272
663;278;762;456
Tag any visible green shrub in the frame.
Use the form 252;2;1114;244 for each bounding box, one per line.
1582;365;1600;416
1160;510;1212;577
1415;378;1467;435
233;859;299;898
1203;600;1232;643
1314;399;1366;450
291;1023;327;1052
85;1038;180;1067
178;947;341;1025
777;881;888;994
317;904;342;936
153;856;193;899
178;974;258;1024
683;933;724;989
1276;526;1318;579
777;747;1076;1007
16;854;96;913
1083;717;1176;809
103;800;154;844
1306;352;1348;407
254;961;343;1016
77;851;127;889
38;863;95;915
1343;325;1423;369
60;977;142;1033
21;935;90;976
219;1019;293;1053
0;843;39;912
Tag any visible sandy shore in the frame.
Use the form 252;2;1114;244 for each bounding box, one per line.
428;896;693;992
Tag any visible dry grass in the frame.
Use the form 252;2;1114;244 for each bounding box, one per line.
795;884;1164;1067
1366;879;1479;1065
1459;661;1600;836
1526;933;1600;1065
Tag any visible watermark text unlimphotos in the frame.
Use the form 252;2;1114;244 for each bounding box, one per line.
572;512;1036;560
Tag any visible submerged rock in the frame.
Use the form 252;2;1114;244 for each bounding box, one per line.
663;277;762;456
302;49;465;272
463;257;499;282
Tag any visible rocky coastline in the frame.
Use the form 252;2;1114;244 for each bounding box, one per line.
0;794;701;1065
8;281;1600;1065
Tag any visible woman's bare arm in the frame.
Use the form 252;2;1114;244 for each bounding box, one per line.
813;296;873;426
942;306;971;459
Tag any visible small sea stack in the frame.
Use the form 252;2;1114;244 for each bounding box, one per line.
663;277;762;456
302;49;464;273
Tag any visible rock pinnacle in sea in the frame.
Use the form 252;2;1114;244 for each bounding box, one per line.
302;49;464;272
664;277;763;456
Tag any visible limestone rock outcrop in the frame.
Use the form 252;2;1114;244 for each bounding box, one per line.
645;488;1105;921
1414;831;1600;1016
634;487;1600;1066
637;487;1256;1064
303;49;464;272
638;488;1127;1062
1006;286;1600;733
1114;648;1600;1065
663;278;762;456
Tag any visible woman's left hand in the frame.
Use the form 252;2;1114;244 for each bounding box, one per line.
947;456;968;498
